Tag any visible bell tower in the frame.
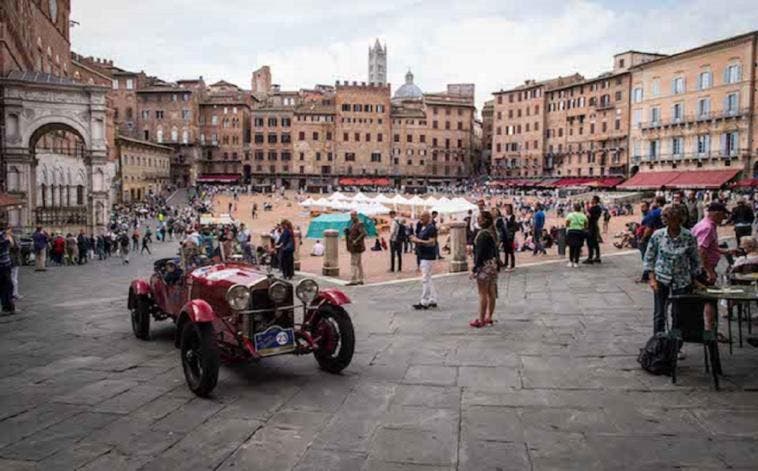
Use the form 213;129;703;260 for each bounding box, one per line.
368;39;387;85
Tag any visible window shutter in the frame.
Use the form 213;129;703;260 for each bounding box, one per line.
723;96;729;114
735;132;740;155
671;79;676;95
736;65;742;82
682;77;686;93
723;67;729;84
720;133;727;156
697;74;702;90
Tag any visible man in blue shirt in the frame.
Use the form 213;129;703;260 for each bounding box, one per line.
532;203;546;255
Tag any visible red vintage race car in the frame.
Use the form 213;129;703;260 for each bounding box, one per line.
127;257;354;397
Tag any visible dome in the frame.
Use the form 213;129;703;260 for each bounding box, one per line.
393;70;423;101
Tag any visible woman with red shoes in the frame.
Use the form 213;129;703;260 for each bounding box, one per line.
470;210;499;328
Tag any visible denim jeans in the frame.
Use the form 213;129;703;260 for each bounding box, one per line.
653;283;690;334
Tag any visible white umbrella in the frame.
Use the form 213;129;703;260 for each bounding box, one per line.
408;195;426;206
391;194;409;205
352;192;370;202
373;194;393;204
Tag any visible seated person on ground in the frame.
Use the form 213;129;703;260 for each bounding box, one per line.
311;240;325;256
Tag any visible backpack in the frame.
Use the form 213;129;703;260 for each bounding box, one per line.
637;333;678;376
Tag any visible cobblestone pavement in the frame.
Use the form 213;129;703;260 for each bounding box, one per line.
1;237;757;470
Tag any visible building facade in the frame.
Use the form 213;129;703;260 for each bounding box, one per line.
117;136;172;202
198;80;251;176
629;32;757;176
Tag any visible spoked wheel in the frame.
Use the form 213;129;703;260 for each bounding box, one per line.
312;305;354;373
180;322;220;397
130;294;151;340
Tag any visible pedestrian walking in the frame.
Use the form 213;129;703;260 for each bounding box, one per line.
499;203;517;271
65;233;78;265
9;230;21;300
0;227;16;315
119;232;130;264
730;197;754;242
77;230;88;264
584;195;602;264
532;203;546;255
131;230;140;252
345;211;367;286
389;210;404;272
411;211;438;310
470;211;498;327
141;232;152;254
32;226;49;271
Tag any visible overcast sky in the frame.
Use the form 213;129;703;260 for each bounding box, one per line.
71;0;757;112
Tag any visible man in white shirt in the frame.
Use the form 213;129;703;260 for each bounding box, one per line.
311;240;325;256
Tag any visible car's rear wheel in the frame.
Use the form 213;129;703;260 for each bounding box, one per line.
312;305;354;373
180;322;220;397
130;294;151;340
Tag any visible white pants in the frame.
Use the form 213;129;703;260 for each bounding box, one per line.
419;259;437;306
11;266;19;298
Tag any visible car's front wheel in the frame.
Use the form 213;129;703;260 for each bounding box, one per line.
180;322;220;397
130;294;151;340
312;305;354;373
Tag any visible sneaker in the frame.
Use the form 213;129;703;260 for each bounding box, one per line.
582;259;594;265
412;303;429;310
677;349;687;360
566;262;573;268
428;302;438;308
572;263;578;268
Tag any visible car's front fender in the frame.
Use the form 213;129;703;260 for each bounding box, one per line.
180;299;216;323
130;279;151;297
315;288;351;306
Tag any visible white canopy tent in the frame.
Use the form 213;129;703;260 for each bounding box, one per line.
373;194;393;204
299;197;317;208
328;191;348;201
352;192;371;203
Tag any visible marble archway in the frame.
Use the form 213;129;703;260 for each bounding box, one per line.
0;74;113;232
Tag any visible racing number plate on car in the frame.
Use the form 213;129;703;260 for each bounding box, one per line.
253;325;296;356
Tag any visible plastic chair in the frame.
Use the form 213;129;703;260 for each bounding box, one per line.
668;296;721;390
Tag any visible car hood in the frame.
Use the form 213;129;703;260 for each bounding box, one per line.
190;263;269;288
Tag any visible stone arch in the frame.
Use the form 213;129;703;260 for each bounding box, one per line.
26;118;90;151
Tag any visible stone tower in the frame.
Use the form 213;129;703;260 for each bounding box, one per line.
368;39;387;85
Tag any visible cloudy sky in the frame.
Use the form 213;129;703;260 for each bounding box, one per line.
71;0;757;111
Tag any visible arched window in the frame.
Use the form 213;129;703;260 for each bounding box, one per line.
182;129;189;144
76;185;84;206
156;128;164;143
171;127;178;142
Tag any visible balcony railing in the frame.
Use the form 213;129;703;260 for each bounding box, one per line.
634;149;748;162
35;206;88;227
638;107;751;130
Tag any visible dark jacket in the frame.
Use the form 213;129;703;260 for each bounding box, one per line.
731;204;755;226
278;228;295;253
473;229;498;273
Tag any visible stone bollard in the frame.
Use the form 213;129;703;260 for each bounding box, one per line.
293;229;302;271
448;221;468;273
322;229;340;276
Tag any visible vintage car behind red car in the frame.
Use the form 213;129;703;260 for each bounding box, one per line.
128;258;354;397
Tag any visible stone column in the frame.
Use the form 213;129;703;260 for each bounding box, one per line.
322;229;339;276
448;221;468;273
293;229;302;271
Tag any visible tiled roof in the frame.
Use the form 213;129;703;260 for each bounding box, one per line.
4;70;80;86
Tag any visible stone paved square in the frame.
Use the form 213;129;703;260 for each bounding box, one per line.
1;237;757;470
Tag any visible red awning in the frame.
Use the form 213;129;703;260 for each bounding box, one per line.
581;177;625;188
666;169;741;189
339;177;392;186
733;178;758;188
617;171;681;190
196;174;240;183
0;193;22;208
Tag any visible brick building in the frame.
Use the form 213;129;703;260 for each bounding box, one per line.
117;136;172;202
198;80;251;177
542;53;661;178
628;32;757;178
480;99;494;175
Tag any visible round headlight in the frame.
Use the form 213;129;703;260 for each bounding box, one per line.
225;285;250;310
268;282;288;304
296;279;319;304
